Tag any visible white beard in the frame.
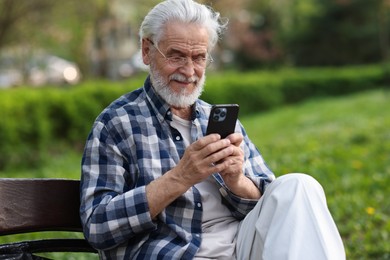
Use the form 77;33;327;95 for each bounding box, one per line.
149;63;206;108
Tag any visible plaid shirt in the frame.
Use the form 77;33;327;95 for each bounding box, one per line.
80;76;275;259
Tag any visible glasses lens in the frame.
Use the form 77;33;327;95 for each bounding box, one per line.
167;57;184;67
194;58;207;67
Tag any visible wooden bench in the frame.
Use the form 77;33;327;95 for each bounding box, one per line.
0;178;97;259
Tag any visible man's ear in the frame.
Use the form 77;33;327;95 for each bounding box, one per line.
141;38;151;65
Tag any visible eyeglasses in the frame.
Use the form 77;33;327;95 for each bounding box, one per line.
147;39;213;68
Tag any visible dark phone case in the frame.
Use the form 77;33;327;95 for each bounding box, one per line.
206;104;239;138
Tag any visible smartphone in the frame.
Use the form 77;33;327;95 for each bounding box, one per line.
206;104;239;138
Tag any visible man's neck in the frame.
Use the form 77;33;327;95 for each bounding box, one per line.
171;106;192;120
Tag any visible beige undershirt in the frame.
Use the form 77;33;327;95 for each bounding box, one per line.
171;114;239;259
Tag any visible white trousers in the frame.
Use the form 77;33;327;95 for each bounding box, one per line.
236;174;345;260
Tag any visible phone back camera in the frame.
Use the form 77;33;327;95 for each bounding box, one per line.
212;108;227;122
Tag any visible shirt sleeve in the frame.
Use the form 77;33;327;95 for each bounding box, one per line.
80;120;157;250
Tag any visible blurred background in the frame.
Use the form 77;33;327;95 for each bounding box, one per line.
1;0;390;86
0;0;389;259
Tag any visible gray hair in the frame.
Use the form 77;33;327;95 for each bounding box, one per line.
139;0;228;51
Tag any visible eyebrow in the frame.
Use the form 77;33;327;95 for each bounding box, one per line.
166;48;186;56
166;47;207;58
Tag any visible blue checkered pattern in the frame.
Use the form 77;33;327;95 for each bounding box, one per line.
80;76;275;259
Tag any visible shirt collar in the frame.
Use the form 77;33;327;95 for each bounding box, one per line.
143;75;201;122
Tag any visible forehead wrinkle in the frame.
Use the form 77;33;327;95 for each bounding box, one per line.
159;21;209;55
166;43;207;56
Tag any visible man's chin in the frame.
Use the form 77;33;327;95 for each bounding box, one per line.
157;83;203;108
169;81;197;93
166;94;198;108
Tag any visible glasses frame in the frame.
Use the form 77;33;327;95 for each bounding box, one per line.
147;39;213;68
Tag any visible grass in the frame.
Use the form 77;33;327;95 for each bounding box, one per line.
1;89;389;259
241;89;390;259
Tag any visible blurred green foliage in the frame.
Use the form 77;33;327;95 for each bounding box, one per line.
0;64;389;170
242;0;390;67
203;64;388;112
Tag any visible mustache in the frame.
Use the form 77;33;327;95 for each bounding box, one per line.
169;73;199;84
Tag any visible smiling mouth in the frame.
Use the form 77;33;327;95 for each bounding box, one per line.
169;74;198;86
173;79;195;85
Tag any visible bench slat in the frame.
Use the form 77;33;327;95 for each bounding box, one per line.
0;178;97;255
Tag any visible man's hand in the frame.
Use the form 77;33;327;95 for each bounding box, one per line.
219;133;261;200
174;134;234;187
146;134;234;219
219;133;245;184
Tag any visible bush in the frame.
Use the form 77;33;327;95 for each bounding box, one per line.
0;65;388;170
202;72;284;114
0;79;143;170
203;64;387;108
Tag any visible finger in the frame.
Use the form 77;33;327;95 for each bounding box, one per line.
207;158;234;175
226;133;243;146
201;138;232;159
191;134;221;151
203;145;234;167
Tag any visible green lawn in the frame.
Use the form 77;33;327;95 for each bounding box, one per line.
2;89;389;259
242;89;390;259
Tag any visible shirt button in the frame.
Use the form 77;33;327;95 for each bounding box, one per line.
197;202;202;208
175;136;181;141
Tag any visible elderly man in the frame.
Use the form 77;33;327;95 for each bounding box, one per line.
80;0;345;259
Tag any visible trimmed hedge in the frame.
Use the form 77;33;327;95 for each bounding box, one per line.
0;79;143;170
202;64;389;114
0;65;388;170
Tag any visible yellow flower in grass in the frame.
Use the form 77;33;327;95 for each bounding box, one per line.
365;207;375;215
352;160;363;170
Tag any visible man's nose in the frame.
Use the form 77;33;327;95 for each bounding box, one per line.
178;58;196;77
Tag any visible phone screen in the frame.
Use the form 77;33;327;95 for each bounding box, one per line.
206;104;239;138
